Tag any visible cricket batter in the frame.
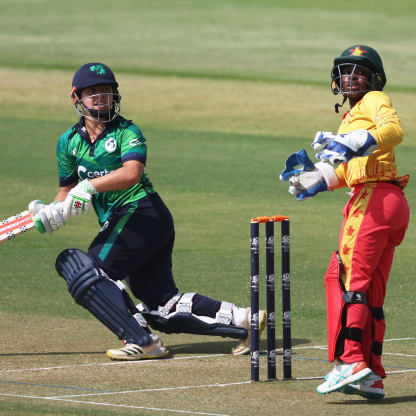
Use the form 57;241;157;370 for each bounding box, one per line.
281;45;409;399
29;62;266;360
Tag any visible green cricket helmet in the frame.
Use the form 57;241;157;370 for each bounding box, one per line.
331;45;387;96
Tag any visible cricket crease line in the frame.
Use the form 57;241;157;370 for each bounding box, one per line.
48;380;252;399
384;338;416;342
1;353;227;374
0;393;229;416
2;337;413;375
386;369;416;374
383;352;416;358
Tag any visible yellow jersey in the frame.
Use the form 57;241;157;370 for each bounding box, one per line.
334;91;409;189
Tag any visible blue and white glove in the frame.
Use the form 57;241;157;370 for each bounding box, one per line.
280;149;339;200
28;200;65;233
63;179;98;222
312;129;378;166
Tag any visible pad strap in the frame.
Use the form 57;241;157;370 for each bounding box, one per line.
339;327;363;342
158;294;181;317
141;311;248;340
372;341;383;355
342;291;367;305
138;295;242;339
216;301;233;325
114;280;148;328
371;307;385;320
157;294;233;325
176;292;195;313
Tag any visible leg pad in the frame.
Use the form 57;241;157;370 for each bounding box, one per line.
325;251;368;361
142;312;248;340
56;249;152;346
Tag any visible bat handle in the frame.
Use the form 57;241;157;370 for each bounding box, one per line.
34;217;46;233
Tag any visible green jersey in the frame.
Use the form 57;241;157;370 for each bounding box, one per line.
57;116;155;224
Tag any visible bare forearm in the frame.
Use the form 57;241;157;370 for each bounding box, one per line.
55;187;73;202
88;161;144;193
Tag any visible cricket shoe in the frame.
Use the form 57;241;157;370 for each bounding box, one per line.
342;373;385;400
231;308;267;355
317;361;373;394
106;334;169;361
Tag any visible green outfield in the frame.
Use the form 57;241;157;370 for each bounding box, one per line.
0;1;415;415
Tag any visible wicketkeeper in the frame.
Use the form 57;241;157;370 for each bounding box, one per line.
280;45;409;399
29;62;266;361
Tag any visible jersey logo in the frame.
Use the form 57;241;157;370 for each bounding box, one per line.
105;137;117;153
72;148;77;157
128;138;142;147
78;165;112;179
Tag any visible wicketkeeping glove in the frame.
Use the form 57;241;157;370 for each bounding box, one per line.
280;149;339;200
312;129;378;166
63;179;98;222
28;200;65;233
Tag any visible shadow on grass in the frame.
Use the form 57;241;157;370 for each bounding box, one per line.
168;338;310;354
0;338;310;357
0;351;104;357
330;395;416;405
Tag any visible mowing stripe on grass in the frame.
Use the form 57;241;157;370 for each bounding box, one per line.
0;380;110;392
0;392;230;416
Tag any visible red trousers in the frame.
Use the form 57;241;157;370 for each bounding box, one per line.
336;182;409;377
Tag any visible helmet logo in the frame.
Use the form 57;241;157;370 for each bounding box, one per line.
348;46;368;56
89;64;107;75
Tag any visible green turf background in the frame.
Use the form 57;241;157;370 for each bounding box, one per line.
0;1;415;415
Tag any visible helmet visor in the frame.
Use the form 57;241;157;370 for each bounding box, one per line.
331;64;376;96
74;92;121;122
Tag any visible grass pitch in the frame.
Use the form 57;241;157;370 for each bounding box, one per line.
1;1;415;415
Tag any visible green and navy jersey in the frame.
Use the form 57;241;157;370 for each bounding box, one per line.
57;116;155;224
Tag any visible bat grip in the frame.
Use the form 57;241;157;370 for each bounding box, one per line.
34;217;46;233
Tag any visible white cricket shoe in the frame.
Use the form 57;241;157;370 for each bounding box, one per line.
342;373;385;400
232;308;267;356
317;361;373;394
106;334;169;361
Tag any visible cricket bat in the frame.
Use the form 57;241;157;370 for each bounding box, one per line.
0;210;40;244
0;203;64;244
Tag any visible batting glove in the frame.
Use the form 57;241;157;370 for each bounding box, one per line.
63;179;98;222
28;200;65;233
312;129;378;166
28;199;46;215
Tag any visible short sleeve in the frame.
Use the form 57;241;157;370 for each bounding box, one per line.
120;124;147;165
57;133;78;186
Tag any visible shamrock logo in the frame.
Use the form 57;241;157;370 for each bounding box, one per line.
89;64;106;75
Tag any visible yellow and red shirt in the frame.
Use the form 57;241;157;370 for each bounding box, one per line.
334;91;409;189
